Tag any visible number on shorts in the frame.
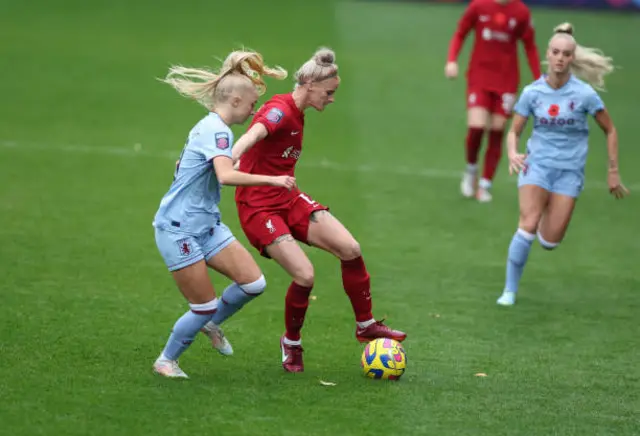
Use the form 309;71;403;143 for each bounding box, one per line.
502;93;516;114
299;193;317;205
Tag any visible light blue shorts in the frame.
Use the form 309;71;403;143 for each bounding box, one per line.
518;161;585;198
154;221;236;271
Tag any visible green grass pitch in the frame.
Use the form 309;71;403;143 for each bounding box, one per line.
1;0;638;434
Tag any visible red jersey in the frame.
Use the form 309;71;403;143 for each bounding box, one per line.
447;0;541;93
235;93;304;208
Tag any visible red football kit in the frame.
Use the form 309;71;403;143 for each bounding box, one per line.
447;0;541;116
235;94;407;369
235;93;328;255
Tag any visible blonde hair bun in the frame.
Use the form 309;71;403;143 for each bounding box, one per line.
314;48;336;67
554;22;574;35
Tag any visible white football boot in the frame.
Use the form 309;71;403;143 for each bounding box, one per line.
201;323;234;356
153;357;189;379
476;188;493;203
497;291;517;306
460;171;476;198
476;178;493;203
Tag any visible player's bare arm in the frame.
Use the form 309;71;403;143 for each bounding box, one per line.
594;109;628;198
506;113;528;174
231;123;268;163
213;156;296;189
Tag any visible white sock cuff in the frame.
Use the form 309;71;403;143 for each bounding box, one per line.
189;298;219;314
537;231;559;249
479;178;492;189
517;228;536;241
240;275;266;295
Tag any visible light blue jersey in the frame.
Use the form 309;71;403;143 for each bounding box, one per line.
153;113;233;235
514;75;605;172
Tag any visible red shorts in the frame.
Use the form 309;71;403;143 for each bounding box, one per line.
467;87;517;117
237;192;329;257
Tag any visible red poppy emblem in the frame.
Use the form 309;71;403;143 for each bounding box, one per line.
548;104;560;117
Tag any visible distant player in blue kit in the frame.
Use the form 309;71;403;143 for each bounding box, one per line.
152;50;294;378
497;23;629;306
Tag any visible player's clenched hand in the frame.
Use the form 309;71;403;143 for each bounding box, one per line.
607;170;629;199
270;175;296;190
507;150;527;175
444;62;458;79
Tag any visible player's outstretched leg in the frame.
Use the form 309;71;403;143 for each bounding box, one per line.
497;229;535;306
461;127;484;198
265;234;315;373
461;106;490;198
478;129;504;203
306;210;406;342
152;230;221;379
201;239;268;356
155;302;217;378
497;184;548;306
478;113;508;203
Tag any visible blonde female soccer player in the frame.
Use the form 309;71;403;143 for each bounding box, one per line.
152;51;293;378
496;23;629;306
207;48;406;373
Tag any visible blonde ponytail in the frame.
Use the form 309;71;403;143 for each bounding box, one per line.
551;22;615;90
161;50;287;110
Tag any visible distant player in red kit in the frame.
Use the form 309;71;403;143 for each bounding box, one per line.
445;0;541;202
219;47;406;373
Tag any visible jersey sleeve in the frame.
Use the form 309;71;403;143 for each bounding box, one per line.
201;128;234;161
253;103;288;136
585;89;605;116
519;11;541;80
447;1;477;62
513;87;534;117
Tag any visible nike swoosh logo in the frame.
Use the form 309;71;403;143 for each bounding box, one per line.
281;343;289;362
291;131;300;136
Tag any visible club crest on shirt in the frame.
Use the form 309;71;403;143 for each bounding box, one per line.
215;132;229;150
176;238;192;257
266;108;284;123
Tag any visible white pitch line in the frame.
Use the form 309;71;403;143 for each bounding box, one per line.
1;139;637;191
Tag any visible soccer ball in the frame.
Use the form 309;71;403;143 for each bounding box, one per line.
361;338;407;380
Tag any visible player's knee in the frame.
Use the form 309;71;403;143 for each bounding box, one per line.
336;240;361;261
518;221;538;234
239;274;267;296
293;266;315;288
518;214;540;234
537;232;560;251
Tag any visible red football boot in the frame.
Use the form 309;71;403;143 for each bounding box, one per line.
356;320;407;343
280;335;304;373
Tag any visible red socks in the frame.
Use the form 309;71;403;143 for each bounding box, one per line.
341;256;373;322
284;282;313;341
482;130;504;182
465;127;484;165
284;256;375;341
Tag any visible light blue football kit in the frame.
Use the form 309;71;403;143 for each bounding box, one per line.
152;113;266;373
515;75;605;198
499;75;605;306
153;112;236;271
